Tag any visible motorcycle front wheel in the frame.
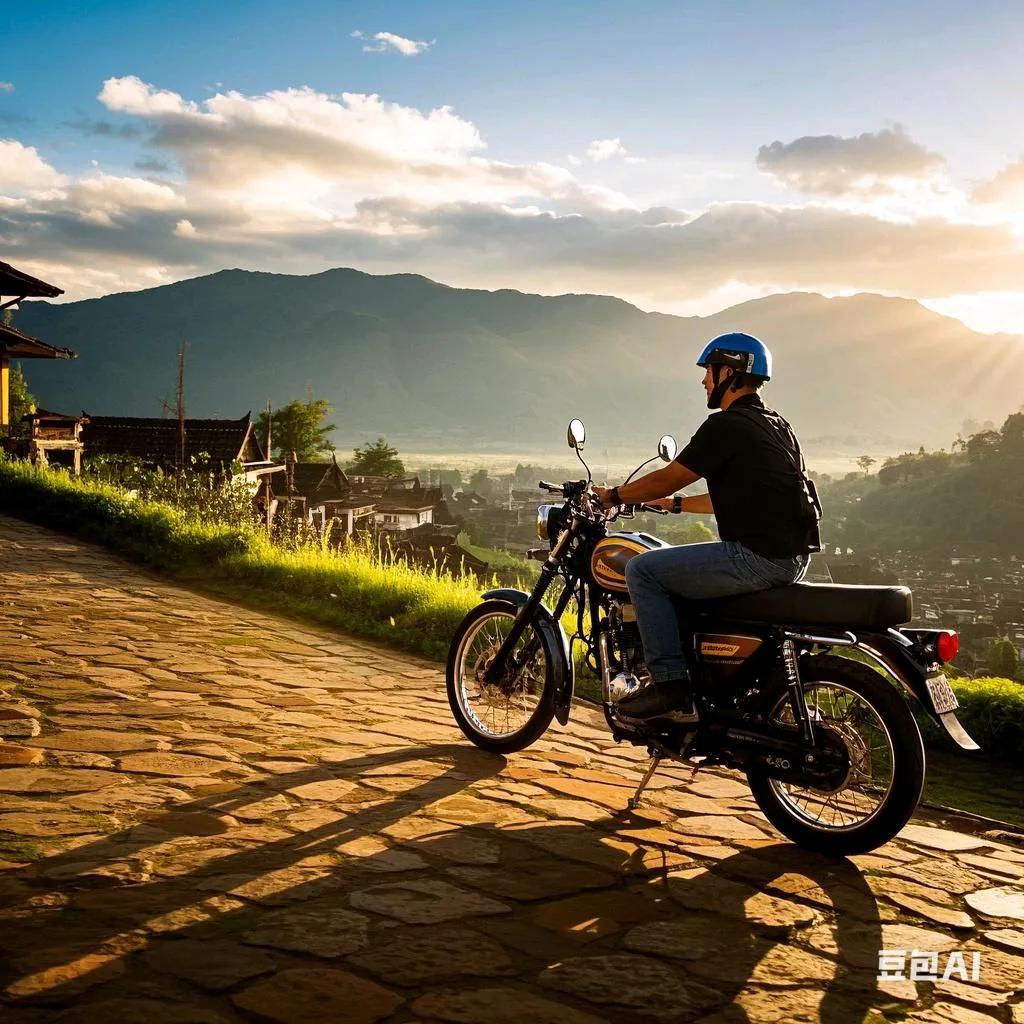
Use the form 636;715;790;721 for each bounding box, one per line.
746;655;925;857
446;599;558;754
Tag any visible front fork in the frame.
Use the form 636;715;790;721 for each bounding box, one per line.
482;522;577;685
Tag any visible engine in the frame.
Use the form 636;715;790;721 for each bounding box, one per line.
607;598;647;680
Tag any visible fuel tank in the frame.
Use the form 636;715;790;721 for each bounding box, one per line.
590;532;672;592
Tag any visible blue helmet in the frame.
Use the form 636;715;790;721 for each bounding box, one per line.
697;332;772;381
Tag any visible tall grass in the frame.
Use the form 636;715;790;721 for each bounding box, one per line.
218;530;485;659
0;459;484;660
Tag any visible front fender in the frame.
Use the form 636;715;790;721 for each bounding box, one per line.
482;587;574;725
854;632;979;751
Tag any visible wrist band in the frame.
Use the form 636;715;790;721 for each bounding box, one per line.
673;495;683;514
611;486;621;506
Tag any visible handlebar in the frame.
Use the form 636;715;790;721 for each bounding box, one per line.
538;479;589;497
538;480;668;518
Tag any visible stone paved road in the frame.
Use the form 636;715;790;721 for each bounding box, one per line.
0;514;1023;1024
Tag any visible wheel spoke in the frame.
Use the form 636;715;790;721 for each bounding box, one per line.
767;680;896;833
455;611;548;740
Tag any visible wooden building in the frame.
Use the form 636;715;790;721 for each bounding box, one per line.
279;458;376;536
19;408;89;474
81;412;267;471
0;260;74;428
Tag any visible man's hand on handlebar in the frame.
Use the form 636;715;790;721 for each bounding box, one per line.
592;484;617;508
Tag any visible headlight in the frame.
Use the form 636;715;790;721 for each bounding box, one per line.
536;504;556;541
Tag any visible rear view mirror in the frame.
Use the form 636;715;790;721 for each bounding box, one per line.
568;418;586;451
658;434;677;462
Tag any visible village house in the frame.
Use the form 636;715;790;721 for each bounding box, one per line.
17;408;88;474
81;412;267;471
374;496;435;532
0;261;74;432
276;458;376;537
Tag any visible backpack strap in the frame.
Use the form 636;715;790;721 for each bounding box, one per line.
730;405;823;526
730;405;804;475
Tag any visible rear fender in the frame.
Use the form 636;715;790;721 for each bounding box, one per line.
853;631;979;751
481;588;574;725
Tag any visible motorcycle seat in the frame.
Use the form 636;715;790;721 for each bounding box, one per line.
692;582;913;631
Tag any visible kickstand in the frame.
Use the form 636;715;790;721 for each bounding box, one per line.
627;754;662;810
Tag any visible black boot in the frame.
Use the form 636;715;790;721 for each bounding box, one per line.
616;678;699;723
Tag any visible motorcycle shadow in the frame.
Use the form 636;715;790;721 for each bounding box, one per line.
0;743;891;1024
450;821;890;1024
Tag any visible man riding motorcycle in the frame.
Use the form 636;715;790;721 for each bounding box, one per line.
593;332;821;723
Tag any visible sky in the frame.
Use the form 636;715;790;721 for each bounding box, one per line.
3;0;1024;332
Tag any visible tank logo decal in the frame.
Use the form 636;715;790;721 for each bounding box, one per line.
700;641;742;657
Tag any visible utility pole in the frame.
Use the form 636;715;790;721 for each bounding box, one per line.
265;399;273;460
175;343;187;475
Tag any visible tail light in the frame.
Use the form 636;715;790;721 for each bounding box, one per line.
936;630;959;663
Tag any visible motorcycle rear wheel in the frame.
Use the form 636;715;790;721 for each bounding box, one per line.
446;600;558;754
746;655;925;857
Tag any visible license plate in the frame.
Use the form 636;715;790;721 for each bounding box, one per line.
926;673;958;714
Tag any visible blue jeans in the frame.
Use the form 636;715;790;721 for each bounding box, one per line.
624;540;809;683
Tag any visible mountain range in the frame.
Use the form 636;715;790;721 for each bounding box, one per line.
14;268;1024;461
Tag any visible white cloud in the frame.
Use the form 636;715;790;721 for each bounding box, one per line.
567;154;581;167
0;82;14;93
973;158;1024;206
320;198;1024;304
71;173;183;213
8;83;1024;327
98;75;196;117
361;31;432;56
587;138;627;163
757;126;945;195
95;76;624;212
0;139;67;194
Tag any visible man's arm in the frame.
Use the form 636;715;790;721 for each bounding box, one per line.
680;492;714;514
594;460;701;505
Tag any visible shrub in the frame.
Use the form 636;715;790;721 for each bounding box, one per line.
948;675;1024;760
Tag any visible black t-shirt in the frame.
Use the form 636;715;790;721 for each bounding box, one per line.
675;394;812;558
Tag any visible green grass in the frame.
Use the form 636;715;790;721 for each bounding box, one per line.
460;539;538;575
923;747;1024;828
0;839;47;863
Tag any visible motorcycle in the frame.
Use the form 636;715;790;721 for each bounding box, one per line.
446;419;979;856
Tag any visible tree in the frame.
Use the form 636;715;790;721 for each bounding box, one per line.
349;437;405;477
988;637;1020;680
1000;412;1024;455
681;520;716;544
966;429;1001;463
256;398;336;460
856;455;876;476
3;362;37;438
469;468;492;498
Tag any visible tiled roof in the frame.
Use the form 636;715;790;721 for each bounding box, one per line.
286;461;350;500
82;413;262;466
0;322;76;360
0;260;63;299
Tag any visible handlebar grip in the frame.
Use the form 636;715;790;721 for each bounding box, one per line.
538;480;562;493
